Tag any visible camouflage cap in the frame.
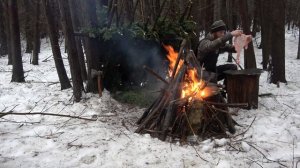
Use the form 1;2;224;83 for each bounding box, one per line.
210;20;227;33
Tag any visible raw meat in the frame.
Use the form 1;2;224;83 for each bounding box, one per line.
233;34;252;64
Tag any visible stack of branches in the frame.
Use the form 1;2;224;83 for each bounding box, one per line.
135;39;248;143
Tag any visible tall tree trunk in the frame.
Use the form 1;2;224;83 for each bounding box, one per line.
2;1;12;64
123;0;133;23
226;0;233;62
8;0;25;82
81;0;104;93
42;0;71;90
297;2;300;60
0;2;8;56
251;0;260;38
69;0;87;81
58;0;83;102
204;0;214;34
286;0;292;31
213;0;221;20
32;0;41;65
154;0;160;19
270;0;286;84
24;0;34;53
239;0;257;69
261;0;272;69
297;28;300;59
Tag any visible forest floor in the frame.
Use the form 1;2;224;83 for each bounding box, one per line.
0;31;300;168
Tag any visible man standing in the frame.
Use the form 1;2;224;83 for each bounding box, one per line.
197;20;244;83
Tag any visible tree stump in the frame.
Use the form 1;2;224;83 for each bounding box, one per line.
224;69;263;109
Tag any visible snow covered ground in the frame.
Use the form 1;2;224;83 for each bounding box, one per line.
0;31;300;168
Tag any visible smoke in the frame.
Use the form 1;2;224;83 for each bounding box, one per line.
115;36;168;88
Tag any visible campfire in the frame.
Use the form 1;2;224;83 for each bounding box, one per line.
136;40;247;143
164;44;215;100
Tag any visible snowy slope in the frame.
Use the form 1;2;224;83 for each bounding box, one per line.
0;32;299;168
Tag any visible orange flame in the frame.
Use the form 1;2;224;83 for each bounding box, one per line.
181;68;206;100
164;45;183;77
165;45;216;100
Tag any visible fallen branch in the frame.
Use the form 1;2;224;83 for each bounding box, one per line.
233;116;256;138
203;101;248;108
26;80;60;84
42;55;53;62
258;93;273;97
191;145;210;163
0;69;32;73
0;112;97;121
247;142;288;167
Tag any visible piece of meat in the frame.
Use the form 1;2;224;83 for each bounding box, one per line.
233;34;252;64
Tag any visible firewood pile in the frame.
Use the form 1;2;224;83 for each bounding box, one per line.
135;39;248;143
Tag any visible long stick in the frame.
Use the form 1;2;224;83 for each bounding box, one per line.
230;55;244;70
136;95;161;124
143;65;168;84
160;65;187;140
0;112;97;121
203;101;248;108
170;39;187;80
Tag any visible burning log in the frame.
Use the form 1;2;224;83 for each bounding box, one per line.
136;40;243;143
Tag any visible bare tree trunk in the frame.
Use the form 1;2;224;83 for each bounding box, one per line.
213;0;221;20
297;2;300;59
251;0;260;38
286;0;292;31
2;1;12;64
154;0;160;19
69;0;87;81
32;0;40;65
8;0;25;82
123;0;133;23
58;0;83;101
42;0;71;90
81;0;104;93
226;0;233;62
24;0;34;53
0;2;8;56
261;0;271;69
297;28;300;59
239;0;257;69
204;0;214;34
270;0;286;84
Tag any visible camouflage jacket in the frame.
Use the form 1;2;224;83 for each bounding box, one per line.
197;33;236;72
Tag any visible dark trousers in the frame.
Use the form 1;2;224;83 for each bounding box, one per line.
216;64;238;81
216;64;237;91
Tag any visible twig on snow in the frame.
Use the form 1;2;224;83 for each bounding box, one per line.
246;142;288;167
0;105;19;118
246;158;264;168
122;119;130;131
233;116;256;138
0;112;97;121
191;145;210;163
